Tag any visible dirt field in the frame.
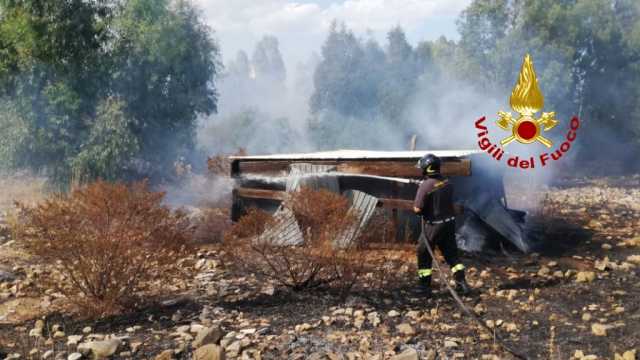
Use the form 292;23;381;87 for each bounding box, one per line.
0;175;639;359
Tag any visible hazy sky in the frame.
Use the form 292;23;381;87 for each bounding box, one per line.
194;0;472;69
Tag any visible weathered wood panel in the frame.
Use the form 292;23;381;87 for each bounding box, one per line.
235;187;414;211
236;187;288;201
336;159;470;178
233;159;471;178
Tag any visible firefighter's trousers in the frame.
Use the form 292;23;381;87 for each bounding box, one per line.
417;220;464;278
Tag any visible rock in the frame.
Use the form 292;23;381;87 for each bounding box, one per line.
359;337;370;352
77;339;121;358
154;349;174;360
474;304;487;315
574;350;597;360
387;310;400;317
602;243;612;250
176;325;190;333
28;328;43;337
260;285;275;296
82;327;92;334
391;348;418;360
576;272;596;283
67;335;83;346
537;266;551;277
68;353;82;360
193;326;223;348
294;323;313;333
307;352;325;360
190;324;206;334
171;311;182;322
43;350;54;359
582;313;592;321
239;328;256;335
423;349;436;360
353;317;365;329
367;312;380;327
53;331;66;338
504;323;518;332
444;339;458;348
226;340;242;354
130;342;142;353
395;323;415;336
595;257;613;271
615;350;636;360
627;255;640;264
193;344;225;360
405;311;421;320
591;323;608;336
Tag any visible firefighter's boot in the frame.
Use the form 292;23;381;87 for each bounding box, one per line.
417;269;432;297
452;265;471;295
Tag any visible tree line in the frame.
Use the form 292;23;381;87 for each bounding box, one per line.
310;0;640;165
0;0;220;185
1;0;639;186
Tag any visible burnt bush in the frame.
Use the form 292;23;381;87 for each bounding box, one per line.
14;180;192;317
207;148;246;176
224;188;386;292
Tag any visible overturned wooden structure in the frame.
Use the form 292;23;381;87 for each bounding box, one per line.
230;150;531;252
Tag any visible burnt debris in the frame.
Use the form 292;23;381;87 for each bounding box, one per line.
228;149;532;252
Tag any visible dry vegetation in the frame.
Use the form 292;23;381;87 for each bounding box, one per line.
0;177;639;359
207;149;246;176
13;181;192;317
224;188;370;292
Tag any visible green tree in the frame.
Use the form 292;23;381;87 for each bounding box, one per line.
252;35;286;84
111;0;220;180
0;0;220;185
456;0;640;155
311;22;379;118
379;27;420;122
71;98;139;182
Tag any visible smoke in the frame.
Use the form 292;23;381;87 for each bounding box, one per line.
197;37;318;156
162;172;234;208
187;25;584;212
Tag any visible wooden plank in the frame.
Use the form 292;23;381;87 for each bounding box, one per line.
236;187;288;201
236;159;471;178
377;198;414;211
236;187;414;211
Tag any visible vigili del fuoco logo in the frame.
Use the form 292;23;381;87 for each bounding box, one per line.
474;54;580;169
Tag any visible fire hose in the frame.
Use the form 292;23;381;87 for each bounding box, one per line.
420;219;527;359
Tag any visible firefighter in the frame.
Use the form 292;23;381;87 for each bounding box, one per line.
413;153;471;296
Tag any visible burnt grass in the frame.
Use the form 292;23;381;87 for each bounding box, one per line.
1;178;640;359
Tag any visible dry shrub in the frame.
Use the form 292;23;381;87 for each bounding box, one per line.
358;209;397;244
207;148;246;176
226;207;273;239
225;188;371;292
191;207;232;244
14;180;192;317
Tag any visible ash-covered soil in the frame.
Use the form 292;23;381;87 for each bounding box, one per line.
1;176;639;359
